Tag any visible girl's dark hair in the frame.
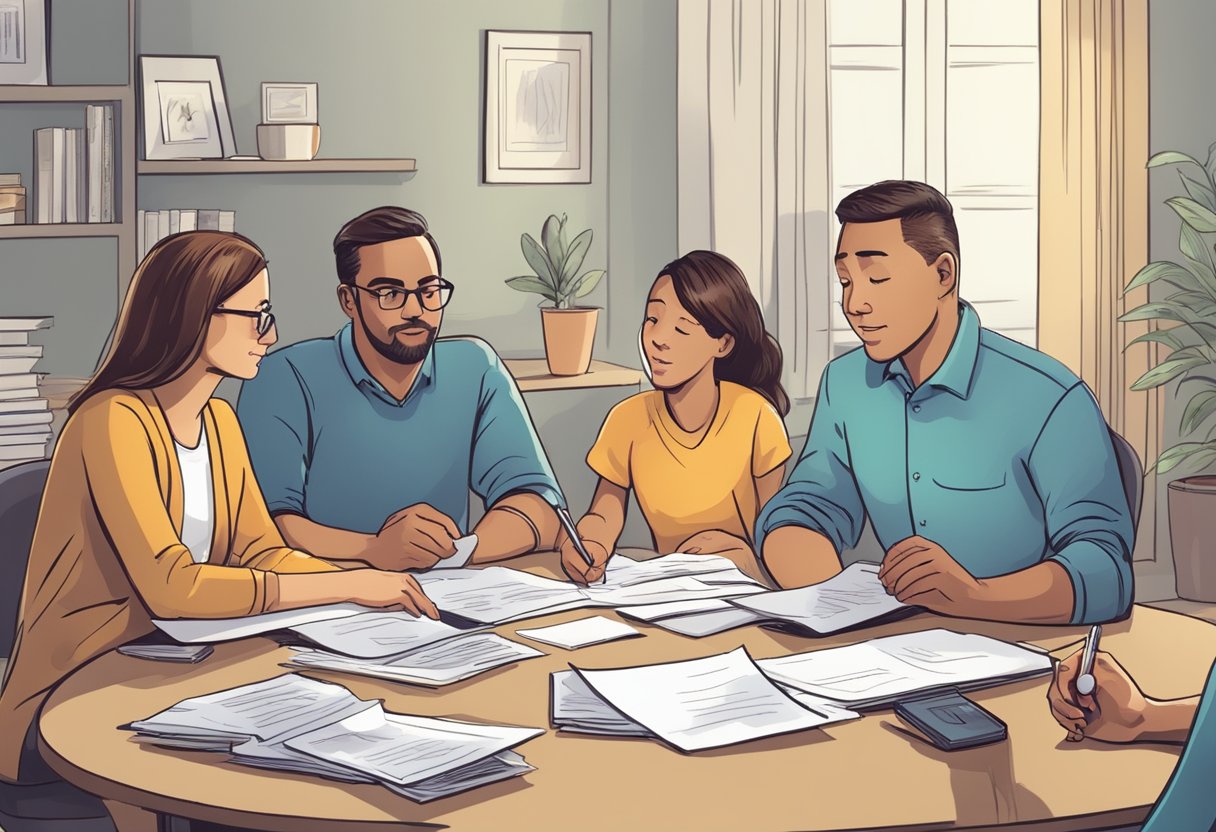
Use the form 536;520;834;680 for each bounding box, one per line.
68;231;268;415
659;250;789;416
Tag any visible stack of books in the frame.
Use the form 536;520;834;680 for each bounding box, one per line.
138;209;237;259
0;317;54;468
0;173;26;224
33;103;116;224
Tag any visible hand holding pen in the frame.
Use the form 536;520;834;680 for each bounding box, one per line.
556;505;609;585
1047;626;1154;744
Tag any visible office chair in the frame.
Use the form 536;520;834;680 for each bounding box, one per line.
1108;427;1144;541
0;459;115;832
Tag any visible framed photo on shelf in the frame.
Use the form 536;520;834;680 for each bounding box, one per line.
140;55;237;160
0;0;49;85
483;30;591;184
261;82;318;124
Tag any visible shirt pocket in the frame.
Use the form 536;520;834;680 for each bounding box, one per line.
931;468;1008;492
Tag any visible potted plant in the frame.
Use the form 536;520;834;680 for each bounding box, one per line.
506;213;606;376
1122;144;1216;601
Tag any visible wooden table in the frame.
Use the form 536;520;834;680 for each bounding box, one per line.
38;554;1216;832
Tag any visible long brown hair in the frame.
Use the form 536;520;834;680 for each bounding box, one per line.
68;231;268;415
659;250;790;416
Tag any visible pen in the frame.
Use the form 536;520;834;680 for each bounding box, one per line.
555;504;597;569
1076;624;1102;697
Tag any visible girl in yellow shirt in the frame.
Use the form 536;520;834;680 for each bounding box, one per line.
0;231;438;786
560;250;792;584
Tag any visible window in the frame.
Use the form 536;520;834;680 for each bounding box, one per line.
827;0;1040;354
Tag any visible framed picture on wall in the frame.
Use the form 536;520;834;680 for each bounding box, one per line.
0;0;49;84
140;55;237;160
261;82;318;124
484;30;591;184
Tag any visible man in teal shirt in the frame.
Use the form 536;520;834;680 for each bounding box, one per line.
237;206;563;571
757;180;1133;625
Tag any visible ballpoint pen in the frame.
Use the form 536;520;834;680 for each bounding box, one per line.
555;504;599;571
1076;624;1102;697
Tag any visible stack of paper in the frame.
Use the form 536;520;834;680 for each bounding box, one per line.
550;647;858;752
516;616;641;649
117;643;213;663
757;629;1053;710
126;674;543;801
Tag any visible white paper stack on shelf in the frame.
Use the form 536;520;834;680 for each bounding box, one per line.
138;208;237;259
125;673;543;802
549;647;858;752
757;629;1053;710
413;553;767;627
0;317;53;468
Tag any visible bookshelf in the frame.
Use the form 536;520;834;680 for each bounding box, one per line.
139;159;418;175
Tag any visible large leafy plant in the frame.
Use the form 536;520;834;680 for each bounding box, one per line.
1122;146;1216;475
506;213;606;309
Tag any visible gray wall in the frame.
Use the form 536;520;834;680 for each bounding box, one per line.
1148;0;1216;583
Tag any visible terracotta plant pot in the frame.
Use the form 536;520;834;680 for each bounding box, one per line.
1169;476;1216;602
541;307;599;376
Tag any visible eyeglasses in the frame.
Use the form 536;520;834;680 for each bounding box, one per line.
350;279;455;312
214;303;276;336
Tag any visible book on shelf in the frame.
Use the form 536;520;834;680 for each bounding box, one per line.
138;209;237;260
0;317;55;468
31;104;115;225
0;174;26;225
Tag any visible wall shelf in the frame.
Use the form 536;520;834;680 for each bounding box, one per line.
0;224;125;240
504;359;645;393
0;85;131;104
138;158;418;175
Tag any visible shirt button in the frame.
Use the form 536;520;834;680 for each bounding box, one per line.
913;405;922;413
913;472;921;481
919;519;927;527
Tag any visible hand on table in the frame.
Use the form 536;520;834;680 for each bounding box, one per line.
338;570;440;619
877;535;985;615
364;503;460;571
1048;648;1150;743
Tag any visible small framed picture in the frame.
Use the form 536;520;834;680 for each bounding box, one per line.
140;55;237;160
0;0;49;84
261;82;318;124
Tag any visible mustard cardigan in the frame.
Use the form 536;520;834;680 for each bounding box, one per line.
0;388;340;781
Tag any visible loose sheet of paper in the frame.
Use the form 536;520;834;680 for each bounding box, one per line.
605;553;762;587
290;611;473;659
651;607;764;638
414;567;587;624
572;647;845;752
616;598;736;622
730;562;906;634
154;603;368;644
516;616;641;649
757;629;1053;708
431;534;479;570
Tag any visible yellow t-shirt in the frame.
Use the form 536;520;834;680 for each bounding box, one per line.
586;382;792;554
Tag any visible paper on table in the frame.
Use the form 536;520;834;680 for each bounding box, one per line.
284;632;544;687
431;534;479;570
616;598;735;622
730;562;909;635
290;611;475;659
581;575;766;608
571;647;846;752
650;607;764;638
153;603;368;644
414;567;586;624
550;669;651;737
757;629;1053;709
516;616;641;649
604;553;763;586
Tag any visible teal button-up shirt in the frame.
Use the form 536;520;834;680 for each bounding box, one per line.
756;302;1134;624
236;323;562;534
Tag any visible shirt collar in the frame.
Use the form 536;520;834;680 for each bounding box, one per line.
336;321;435;403
881;300;981;400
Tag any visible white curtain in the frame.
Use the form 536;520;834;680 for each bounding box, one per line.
677;0;831;399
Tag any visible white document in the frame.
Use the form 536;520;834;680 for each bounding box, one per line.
616;598;735;622
127;674;375;746
571;647;849;752
516;616;641;649
290;611;474;659
431;534;479;570
758;629;1054;709
730;562;908;635
651;607;765;638
550;669;652;737
284;706;543;786
153;603;367;644
284;632;544;687
414;567;587;624
605;553;762;586
581;575;766;608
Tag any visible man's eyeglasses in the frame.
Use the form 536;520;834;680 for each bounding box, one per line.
214;303;276;336
350;279;455;312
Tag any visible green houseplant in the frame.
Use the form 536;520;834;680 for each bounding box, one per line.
506;213;607;376
1123;144;1216;601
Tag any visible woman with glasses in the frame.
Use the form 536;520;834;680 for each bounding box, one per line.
0;231;439;786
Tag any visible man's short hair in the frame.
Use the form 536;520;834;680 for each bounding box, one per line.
333;206;442;285
835;180;960;269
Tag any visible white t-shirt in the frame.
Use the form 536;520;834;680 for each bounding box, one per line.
175;429;215;564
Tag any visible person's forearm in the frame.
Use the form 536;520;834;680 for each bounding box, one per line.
761;526;842;588
275;512;375;563
275;571;353;611
472;493;559;562
1138;697;1202;744
571;503;625;558
961;560;1074;624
